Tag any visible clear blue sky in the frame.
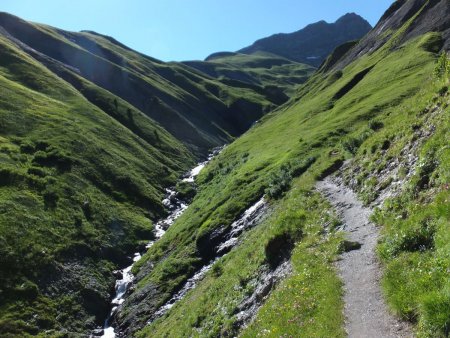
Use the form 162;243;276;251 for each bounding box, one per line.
0;0;393;61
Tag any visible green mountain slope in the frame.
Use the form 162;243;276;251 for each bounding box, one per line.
115;1;449;337
0;12;290;155
0;14;318;335
184;51;315;97
0;1;449;337
0;32;195;336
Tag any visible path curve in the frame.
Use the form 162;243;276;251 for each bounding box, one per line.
317;177;412;338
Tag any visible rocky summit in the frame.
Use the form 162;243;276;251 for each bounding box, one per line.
236;13;372;67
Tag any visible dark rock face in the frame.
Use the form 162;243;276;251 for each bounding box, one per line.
331;0;450;71
264;233;294;268
112;282;161;337
38;261;114;332
237;13;372;67
196;224;229;260
318;40;359;72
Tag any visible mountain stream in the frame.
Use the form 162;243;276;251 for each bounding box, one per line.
97;148;222;338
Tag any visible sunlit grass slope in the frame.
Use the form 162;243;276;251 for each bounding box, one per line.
131;14;448;338
242;49;449;338
184;51;316;97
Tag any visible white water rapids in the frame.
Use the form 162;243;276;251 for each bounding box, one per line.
146;196;267;325
99;148;222;338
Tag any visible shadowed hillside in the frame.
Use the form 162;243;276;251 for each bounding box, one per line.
0;12;291;155
0;30;195;335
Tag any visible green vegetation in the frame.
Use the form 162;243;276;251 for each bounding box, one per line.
186;51;316;97
175;181;197;202
0;11;296;155
138;173;344;338
338;56;449;337
0;33;193;335
264;164;292;199
128;18;448;338
1;2;449;337
45;27;307;151
434;51;449;80
0;13;315;335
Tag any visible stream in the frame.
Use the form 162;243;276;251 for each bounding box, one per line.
146;196;268;325
96;147;223;338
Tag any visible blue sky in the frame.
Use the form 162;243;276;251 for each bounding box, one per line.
0;0;393;61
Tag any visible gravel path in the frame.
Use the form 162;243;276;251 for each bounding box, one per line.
317;177;413;338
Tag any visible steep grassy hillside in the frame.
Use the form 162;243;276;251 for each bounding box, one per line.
184;52;315;97
0;12;290;154
0;10;328;337
0;30;196;336
116;1;449;337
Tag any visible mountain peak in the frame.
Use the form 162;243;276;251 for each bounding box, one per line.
236;14;372;66
336;12;367;23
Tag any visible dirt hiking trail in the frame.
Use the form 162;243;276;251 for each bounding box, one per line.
317;177;413;338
